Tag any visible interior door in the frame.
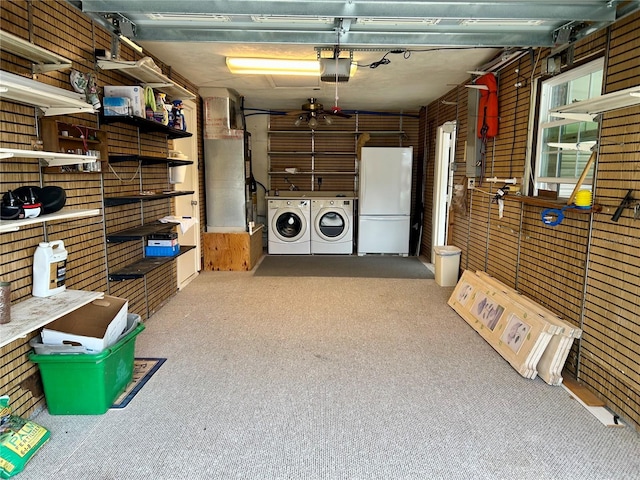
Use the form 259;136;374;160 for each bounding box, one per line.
173;100;200;289
432;121;456;258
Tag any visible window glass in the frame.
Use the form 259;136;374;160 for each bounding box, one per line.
534;58;603;196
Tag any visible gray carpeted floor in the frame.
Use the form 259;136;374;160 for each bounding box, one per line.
19;269;640;480
255;254;435;279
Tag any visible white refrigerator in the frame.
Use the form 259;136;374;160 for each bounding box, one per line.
357;147;413;255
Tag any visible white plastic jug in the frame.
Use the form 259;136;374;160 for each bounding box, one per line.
32;240;67;297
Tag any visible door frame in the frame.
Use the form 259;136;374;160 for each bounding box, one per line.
432;121;457;258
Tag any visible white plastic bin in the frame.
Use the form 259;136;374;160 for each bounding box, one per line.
433;246;461;287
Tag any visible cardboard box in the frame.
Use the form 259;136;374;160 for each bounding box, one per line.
103;96;131;116
104;86;145;118
41;295;128;353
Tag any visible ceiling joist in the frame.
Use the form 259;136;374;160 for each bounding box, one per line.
73;0;638;48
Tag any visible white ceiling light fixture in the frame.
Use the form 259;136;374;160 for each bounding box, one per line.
226;57;357;79
358;17;441;26
459;19;546;27
147;13;231;22
226;57;320;76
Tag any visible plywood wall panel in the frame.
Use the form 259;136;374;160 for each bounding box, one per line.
0;1;28;34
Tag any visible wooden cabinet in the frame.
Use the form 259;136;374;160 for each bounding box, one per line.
40;118;108;173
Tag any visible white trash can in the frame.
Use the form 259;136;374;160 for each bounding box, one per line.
433;246;461;287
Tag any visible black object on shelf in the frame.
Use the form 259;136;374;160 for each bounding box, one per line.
106;221;179;243
108;246;195;280
100;114;192;139
104;190;194;207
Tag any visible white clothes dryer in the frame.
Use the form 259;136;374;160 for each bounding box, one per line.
268;198;311;254
311;197;354;254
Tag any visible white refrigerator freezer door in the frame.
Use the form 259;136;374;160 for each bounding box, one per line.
357;216;410;255
359;147;413;215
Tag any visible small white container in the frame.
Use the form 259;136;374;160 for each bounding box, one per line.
169;165;187;184
433;245;462;287
32;240;67;297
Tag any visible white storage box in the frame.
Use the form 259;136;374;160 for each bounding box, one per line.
104;86;145;118
41;295;128;353
148;239;178;247
103;96;131;116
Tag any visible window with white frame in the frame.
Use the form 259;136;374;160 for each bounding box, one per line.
534;58;604;197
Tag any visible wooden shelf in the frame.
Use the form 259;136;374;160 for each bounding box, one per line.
509;195;602;212
0;70;95;116
104;190;194;207
97;58;196;100
0;147;97;166
0;30;72;73
108;246;195;281
106;221;179;243
0;208;101;233
0;290;104;348
100;114;192;139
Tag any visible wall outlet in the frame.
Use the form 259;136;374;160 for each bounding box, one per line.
467;178;476;189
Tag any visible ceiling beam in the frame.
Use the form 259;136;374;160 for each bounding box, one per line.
132;26;554;47
78;0;618;23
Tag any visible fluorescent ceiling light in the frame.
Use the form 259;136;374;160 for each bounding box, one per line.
250;16;334;24
460;19;545;27
226;57;357;77
147;13;230;22
358;18;441;26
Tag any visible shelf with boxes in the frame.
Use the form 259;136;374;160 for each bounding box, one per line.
0;290;104;348
108;246;195;281
106;223;194;281
100;114;192;139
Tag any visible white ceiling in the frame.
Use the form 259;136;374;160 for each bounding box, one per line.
73;1;639;112
136;42;499;111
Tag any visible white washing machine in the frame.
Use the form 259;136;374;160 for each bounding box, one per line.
311;197;354;254
268;198;311;254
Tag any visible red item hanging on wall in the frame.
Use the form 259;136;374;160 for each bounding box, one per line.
476;73;499;139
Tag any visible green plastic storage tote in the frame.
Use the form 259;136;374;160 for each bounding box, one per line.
28;322;145;415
